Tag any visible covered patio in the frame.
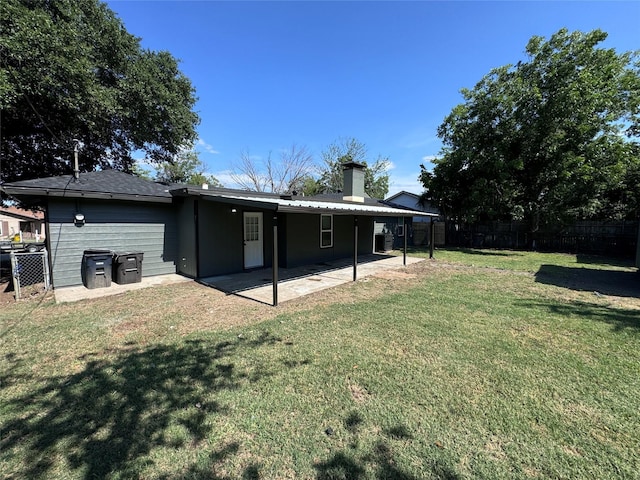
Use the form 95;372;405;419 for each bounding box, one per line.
52;254;424;305
199;253;424;305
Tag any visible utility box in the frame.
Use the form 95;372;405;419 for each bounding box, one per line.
112;251;144;285
375;233;394;252
82;250;112;289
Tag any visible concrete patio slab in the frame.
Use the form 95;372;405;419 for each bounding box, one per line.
54;273;192;303
200;254;424;305
52;254;424;305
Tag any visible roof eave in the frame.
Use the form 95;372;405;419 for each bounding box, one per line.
1;186;172;204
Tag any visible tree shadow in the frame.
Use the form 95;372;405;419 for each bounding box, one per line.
315;411;461;480
517;299;640;332
535;264;640;298
576;254;635;269
447;247;518;257
1;332;291;479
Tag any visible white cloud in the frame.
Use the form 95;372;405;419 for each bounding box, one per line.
196;138;220;155
421;155;438;163
387;171;425;198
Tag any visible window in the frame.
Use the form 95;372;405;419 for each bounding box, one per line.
397;218;405;237
320;214;333;248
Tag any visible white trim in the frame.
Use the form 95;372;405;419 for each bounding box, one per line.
243;212;264;268
320;214;333;248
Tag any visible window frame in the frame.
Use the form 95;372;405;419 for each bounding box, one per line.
320;214;333;248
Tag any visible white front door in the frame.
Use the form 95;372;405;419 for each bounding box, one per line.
243;212;264;269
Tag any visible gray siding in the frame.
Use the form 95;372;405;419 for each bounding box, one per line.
47;199;178;287
283;214;373;268
177;198;197;278
197;200;274;277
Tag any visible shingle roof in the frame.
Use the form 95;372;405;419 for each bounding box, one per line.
1;171;437;217
1;170;172;203
0;206;44;220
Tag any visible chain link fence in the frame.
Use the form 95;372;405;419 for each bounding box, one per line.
10;249;50;300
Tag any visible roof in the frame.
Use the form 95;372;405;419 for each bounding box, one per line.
0;205;44;220
385;191;421;202
1;171;438;217
180;187;437;217
1;170;173;203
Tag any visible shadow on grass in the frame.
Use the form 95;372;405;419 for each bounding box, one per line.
535;264;640;299
519;299;640;331
1;332;293;479
576;254;635;269
447;247;518;257
315;411;461;480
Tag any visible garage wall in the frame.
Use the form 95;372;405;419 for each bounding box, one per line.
47;199;178;288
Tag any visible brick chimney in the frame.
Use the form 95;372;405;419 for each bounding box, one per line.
342;162;366;203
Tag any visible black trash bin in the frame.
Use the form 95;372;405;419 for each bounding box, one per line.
112;251;144;285
82;250;112;289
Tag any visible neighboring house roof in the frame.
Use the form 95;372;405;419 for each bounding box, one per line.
1;171;438;217
1;170;173;203
385;191;421;203
0;205;44;220
384;191;440;215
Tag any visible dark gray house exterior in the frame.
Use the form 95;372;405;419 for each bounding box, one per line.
1;164;436;291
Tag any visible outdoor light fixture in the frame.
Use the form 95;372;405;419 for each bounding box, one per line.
74;213;85;226
231;208;237;213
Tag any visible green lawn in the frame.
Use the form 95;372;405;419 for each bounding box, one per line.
1;249;639;479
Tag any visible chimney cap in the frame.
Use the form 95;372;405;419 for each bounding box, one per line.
342;161;365;170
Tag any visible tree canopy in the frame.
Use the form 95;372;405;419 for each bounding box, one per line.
313;137;391;199
422;29;640;229
0;0;199;184
154;149;222;187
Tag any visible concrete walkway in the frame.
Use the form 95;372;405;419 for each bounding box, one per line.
200;254;424;305
53;254;424;305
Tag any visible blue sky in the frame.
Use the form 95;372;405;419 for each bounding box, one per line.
105;0;640;196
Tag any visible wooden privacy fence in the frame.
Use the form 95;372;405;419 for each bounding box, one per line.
445;221;638;257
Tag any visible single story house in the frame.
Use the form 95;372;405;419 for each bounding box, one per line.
0;206;45;241
374;191;442;249
1;163;436;302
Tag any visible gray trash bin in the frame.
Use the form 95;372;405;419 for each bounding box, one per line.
82;250;112;289
112;251;144;285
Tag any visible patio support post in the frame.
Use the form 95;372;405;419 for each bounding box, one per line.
353;216;358;281
430;217;434;259
403;217;407;266
272;214;278;306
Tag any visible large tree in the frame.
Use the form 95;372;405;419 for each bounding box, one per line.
230;144;315;194
154;149;223;187
315;137;390;199
0;0;199;184
423;29;640;230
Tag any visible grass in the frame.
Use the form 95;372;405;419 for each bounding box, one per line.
1;248;639;479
